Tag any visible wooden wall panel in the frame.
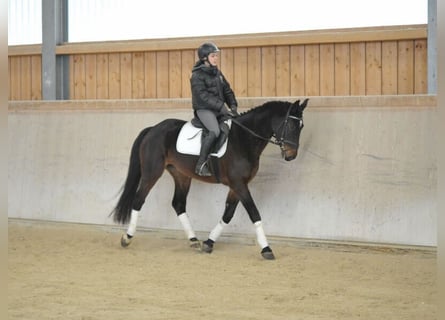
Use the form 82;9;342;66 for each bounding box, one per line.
220;48;234;86
350;42;366;95
73;54;86;99
144;52;157;98
9;57;21;100
120;53;132;99
414;39;427;94
8;25;429;100
365;42;382;95
85;54;97;99
305;44;319;96
30;55;42;100
290;45;305;96
96;54;109;99
334;43;350;96
132;52;145;99
181;50;195;98
233;48;248;97
156;52;169;98
69;55;75;99
108;53;121;99
247;47;261;96
398;40;414;94
275;46;290;96
381;41;398;95
261;47;276;96
20;56;32;100
319;44;334;96
168;51;182;98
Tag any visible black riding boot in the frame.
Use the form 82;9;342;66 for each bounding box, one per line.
195;132;217;176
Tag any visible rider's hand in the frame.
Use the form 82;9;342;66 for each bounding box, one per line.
230;107;240;117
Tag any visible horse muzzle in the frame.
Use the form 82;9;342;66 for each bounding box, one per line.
281;147;298;161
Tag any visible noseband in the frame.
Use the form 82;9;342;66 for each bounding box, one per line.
274;105;303;152
231;105;303;151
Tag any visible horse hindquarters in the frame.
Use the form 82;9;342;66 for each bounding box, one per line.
118;127;169;245
111;127;152;225
132;136;167;211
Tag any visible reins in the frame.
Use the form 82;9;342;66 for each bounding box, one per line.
230;105;303;149
230;118;280;146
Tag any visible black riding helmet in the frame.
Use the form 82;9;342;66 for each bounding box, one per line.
198;42;220;62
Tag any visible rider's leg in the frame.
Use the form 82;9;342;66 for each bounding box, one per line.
195;110;220;176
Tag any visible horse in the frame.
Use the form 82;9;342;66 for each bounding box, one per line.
111;98;309;260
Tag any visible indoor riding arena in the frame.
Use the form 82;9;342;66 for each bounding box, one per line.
8;4;437;319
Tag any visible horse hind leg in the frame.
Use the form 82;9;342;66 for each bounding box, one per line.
167;166;200;249
202;189;239;254
120;182;151;247
121;210;139;247
121;162;165;248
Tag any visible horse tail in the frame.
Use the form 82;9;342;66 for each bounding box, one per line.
111;127;152;224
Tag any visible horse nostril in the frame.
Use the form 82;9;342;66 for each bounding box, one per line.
284;151;297;161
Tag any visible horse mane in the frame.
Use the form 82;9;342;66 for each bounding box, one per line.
240;100;291;117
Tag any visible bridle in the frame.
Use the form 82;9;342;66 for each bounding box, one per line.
230;104;303;153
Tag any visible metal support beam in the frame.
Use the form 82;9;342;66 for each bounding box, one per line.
428;0;437;94
42;0;69;100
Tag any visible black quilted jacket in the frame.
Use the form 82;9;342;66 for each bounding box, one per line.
190;61;238;115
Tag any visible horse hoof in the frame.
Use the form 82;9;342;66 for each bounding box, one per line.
261;247;275;260
189;238;201;250
121;234;133;248
201;240;214;254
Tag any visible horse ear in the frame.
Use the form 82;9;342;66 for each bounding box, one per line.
300;98;309;110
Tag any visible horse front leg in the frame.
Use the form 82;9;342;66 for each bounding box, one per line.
202;190;239;253
234;185;275;260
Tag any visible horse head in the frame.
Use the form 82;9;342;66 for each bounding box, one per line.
276;98;308;161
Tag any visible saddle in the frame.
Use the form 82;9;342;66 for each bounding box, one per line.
176;117;231;157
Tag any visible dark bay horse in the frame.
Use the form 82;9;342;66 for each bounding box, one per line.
111;98;308;259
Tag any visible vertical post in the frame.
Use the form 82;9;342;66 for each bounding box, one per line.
42;0;69;100
427;0;437;94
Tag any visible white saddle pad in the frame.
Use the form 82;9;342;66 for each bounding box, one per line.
176;120;231;157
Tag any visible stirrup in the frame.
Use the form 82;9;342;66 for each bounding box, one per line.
196;162;211;176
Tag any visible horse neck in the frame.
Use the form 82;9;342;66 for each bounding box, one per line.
235;104;286;152
242;103;287;138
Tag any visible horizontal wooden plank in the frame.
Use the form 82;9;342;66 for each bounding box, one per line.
8;44;42;56
50;24;427;55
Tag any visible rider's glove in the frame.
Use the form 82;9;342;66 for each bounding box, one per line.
230;107;240;117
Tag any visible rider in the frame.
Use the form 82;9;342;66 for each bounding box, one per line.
190;42;239;176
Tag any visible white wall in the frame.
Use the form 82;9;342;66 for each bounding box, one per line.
8;97;437;246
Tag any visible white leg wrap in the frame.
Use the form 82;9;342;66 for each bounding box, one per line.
126;210;139;236
254;221;269;249
178;213;197;239
209;220;227;242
